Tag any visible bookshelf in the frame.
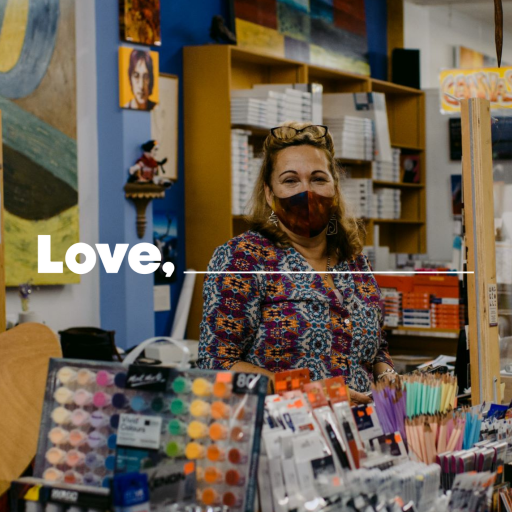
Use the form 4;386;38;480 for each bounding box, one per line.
184;45;426;339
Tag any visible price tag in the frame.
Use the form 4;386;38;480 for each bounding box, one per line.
233;372;267;395
117;413;162;450
488;283;498;327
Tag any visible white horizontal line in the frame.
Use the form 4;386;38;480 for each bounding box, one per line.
184;271;474;275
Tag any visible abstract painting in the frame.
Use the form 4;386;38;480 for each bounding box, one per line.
119;0;161;46
119;46;159;111
233;0;369;75
0;0;78;286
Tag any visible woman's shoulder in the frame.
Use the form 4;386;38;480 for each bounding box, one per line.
347;252;373;271
209;231;280;271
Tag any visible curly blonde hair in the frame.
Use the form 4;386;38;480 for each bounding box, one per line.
246;121;364;260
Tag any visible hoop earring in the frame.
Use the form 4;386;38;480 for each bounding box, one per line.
269;211;279;226
327;214;338;235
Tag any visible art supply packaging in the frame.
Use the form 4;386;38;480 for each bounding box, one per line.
35;359;268;512
112;473;149;512
11;477;111;512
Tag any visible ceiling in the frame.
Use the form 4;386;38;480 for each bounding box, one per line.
405;0;512;27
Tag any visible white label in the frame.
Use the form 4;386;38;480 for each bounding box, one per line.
488;283;498;327
154;285;171;312
117;413;162;449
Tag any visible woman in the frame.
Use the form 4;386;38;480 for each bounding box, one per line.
197;122;395;402
124;49;156;111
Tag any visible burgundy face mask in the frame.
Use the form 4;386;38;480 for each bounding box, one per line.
272;190;335;238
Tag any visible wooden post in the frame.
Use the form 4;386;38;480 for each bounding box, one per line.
460;98;501;405
0;113;5;333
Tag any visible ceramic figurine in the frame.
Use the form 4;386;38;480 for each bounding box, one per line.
128;140;171;186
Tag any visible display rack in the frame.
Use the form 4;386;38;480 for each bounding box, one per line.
184;45;426;339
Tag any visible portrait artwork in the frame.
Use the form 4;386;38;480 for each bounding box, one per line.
119;46;159;111
119;0;161;46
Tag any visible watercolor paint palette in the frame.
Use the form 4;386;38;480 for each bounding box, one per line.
35;359;267;512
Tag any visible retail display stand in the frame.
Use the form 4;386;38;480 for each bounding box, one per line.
460;98;501;405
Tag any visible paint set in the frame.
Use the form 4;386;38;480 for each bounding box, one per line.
34;359;268;512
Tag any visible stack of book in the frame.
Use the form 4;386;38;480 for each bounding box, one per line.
326;116;374;160
402;292;431;328
372;148;401;182
231;85;313;128
231;129;262;215
230;97;268;128
342;178;374;218
382;290;402;327
373;188;401;219
430;298;463;330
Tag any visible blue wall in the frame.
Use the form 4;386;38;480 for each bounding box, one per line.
95;0;387;340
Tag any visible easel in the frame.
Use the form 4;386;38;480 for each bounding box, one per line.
461;98;501;405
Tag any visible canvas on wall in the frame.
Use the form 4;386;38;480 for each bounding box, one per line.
153;211;178;285
0;0;79;286
119;46;159;111
119;0;161;46
151;74;178;181
233;0;369;75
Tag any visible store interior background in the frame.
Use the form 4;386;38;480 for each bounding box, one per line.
5;0;511;349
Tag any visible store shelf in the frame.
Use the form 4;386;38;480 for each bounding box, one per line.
370;78;423;96
231;124;270;136
373;180;423;188
372;218;424;224
392;143;425;151
385;326;460;339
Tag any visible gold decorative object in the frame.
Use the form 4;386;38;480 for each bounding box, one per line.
124;183;165;238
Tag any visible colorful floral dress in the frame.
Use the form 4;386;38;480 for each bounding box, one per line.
197;231;393;392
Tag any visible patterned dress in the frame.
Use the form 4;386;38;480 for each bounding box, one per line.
197;231;393;392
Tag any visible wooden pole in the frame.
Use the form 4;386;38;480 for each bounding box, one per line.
460;98;501;405
0;112;5;333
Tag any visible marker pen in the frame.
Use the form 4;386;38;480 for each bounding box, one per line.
213;380;232;399
66;449;86;467
130;396;148;412
191;378;212;397
112;393;129;409
172;376;192;394
187;421;208;439
226;469;246;487
73;390;93;407
201;488;220;506
105;455;116;471
48;427;69;445
54;387;74;405
211;401;231;420
204;466;223;484
185;442;206;460
88;430;107;448
92;392;112;408
64;470;83;485
209;422;228;442
325;421;350;469
90;410;110;428
230;426;248;443
223;491;243;508
68;429;88;447
190;399;210;418
71;410;90;429
43;467;64;482
168;419;187;436
170;398;189;416
114;372;127;388
85;452;105;470
165;440;186;457
57;367;77;385
151;396;165;413
77;369;96;386
228;448;248;465
107;434;117;450
51;407;72;425
83;473;102;486
96;371;114;387
45;447;66;465
110;414;120;429
207;444;226;462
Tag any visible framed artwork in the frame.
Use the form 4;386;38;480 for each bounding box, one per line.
119;0;161;46
232;0;369;75
151;74;178;181
153;212;178;285
119;46;159;111
1;0;79;286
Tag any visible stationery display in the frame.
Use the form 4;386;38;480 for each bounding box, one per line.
34;358;268;512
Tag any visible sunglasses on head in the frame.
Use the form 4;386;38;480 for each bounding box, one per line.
270;125;328;141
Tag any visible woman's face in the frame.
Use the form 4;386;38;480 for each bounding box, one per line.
130;59;150;107
265;145;335;205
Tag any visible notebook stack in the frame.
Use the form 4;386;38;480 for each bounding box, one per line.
402;293;431;328
231;97;268;128
252;85;312;124
373;188;401;219
372;148;401;182
325;116;374;161
342;178;374;218
382;290;402;328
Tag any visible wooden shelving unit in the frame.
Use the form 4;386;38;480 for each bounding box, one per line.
184;45;426;339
